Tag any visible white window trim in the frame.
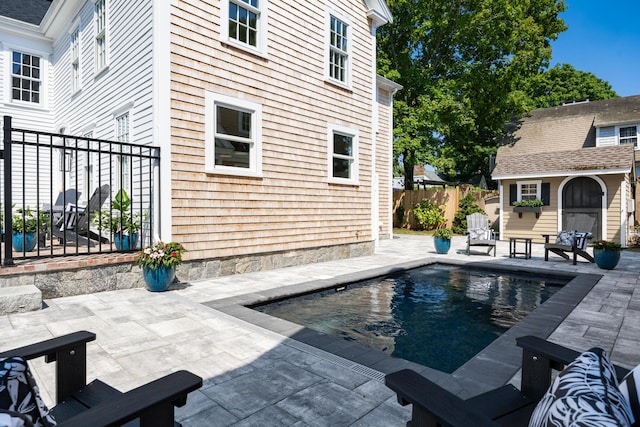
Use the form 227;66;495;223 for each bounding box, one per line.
324;7;353;89
220;0;268;57
327;123;359;185
205;91;263;178
8;49;44;106
619;125;638;148
70;18;82;94
94;0;109;76
114;111;132;193
597;124;639;149
516;180;541;201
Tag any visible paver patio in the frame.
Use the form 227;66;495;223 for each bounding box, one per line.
1;234;639;426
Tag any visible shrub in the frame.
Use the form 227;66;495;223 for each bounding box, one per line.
412;200;446;230
395;203;405;228
452;193;486;234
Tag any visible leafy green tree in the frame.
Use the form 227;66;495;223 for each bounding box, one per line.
377;0;567;188
523;63;618;109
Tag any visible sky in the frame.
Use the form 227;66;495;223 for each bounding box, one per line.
549;0;640;97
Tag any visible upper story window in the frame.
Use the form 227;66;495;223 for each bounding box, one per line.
325;10;351;88
71;27;81;92
116;112;131;192
11;51;41;104
95;0;108;72
597;125;639;149
328;124;358;185
222;0;267;55
205;91;262;177
620;126;638;147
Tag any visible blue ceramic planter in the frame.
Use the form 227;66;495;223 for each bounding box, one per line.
143;265;176;292
593;248;621;270
433;237;451;254
114;233;138;251
12;232;37;252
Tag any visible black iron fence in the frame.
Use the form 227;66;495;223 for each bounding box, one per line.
2;115;160;266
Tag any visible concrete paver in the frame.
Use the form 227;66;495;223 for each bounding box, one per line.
1;234;639;426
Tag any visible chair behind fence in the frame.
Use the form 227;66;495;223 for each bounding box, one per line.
1;115;160;266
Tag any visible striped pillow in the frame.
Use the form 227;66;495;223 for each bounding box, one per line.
619;365;640;426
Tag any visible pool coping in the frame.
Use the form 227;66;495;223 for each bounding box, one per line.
203;258;602;399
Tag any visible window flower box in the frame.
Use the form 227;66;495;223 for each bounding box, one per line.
512;206;542;218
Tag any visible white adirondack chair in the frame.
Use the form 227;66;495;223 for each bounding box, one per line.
466;213;497;256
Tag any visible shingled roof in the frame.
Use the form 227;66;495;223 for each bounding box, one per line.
0;0;51;25
492;145;635;179
494;95;640;179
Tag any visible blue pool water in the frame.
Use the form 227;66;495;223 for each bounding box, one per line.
255;264;566;373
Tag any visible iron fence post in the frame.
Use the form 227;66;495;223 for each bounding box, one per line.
3;116;14;266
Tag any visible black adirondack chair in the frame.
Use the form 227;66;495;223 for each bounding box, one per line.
385;335;630;427
543;216;596;265
50;185;110;247
0;331;202;427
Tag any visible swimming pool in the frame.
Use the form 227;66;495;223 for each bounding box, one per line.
253;264;567;373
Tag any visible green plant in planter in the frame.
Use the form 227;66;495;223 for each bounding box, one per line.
513;199;544;207
12;206;49;233
93;189;141;236
591;240;622;251
432;227;453;240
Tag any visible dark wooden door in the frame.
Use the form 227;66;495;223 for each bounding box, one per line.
562;177;602;240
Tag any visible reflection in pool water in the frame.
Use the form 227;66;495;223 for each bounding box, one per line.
255;264;567;373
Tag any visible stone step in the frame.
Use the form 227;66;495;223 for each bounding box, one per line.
0;285;42;315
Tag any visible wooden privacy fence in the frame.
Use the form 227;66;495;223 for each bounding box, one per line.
393;185;499;230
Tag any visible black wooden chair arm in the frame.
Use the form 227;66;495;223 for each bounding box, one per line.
516;335;629;400
0;331;96;361
385;369;499;427
0;331;96;403
56;370;203;427
385;336;632;427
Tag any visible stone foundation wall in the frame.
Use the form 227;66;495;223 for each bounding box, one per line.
0;241;374;299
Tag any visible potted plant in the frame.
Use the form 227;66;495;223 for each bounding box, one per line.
136;241;187;291
433;227;453;254
592;240;622;270
93;189;141;251
12;206;48;252
513;199;543;218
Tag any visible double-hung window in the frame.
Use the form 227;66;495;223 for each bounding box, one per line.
95;0;108;71
517;180;541;201
116;112;131;193
620;126;638;148
328;124;358;184
11;51;41;104
205;92;262;176
222;0;267;55
597;125;639;148
325;10;351;87
71;26;81;92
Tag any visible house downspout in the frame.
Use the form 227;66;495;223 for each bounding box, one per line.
153;0;172;242
370;23;379;246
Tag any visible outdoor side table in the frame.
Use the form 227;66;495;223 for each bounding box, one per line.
509;237;532;259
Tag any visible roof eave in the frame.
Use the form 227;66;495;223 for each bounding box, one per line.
364;0;393;26
493;167;632;181
376;75;402;94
